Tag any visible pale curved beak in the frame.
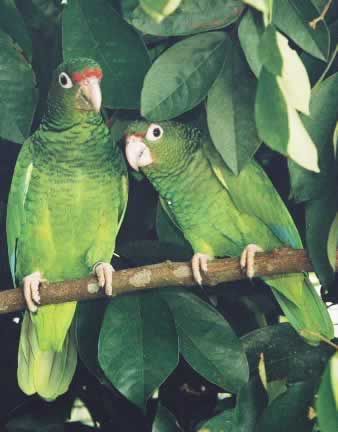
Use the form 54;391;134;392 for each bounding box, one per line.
79;77;102;113
125;136;153;171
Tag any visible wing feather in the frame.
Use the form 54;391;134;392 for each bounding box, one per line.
6;139;34;284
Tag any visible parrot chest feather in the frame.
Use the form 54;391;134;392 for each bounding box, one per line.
16;119;123;282
150;150;281;256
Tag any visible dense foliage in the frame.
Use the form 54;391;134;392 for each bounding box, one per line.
0;0;337;431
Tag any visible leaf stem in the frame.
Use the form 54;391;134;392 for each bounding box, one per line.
309;0;334;29
316;46;338;86
300;330;338;350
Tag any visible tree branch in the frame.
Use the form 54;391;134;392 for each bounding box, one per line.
1;248;337;315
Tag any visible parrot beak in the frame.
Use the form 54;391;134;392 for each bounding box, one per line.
78;77;102;113
125;135;153;171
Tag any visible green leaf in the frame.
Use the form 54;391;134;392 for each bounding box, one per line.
62;0;150;109
0;29;37;143
122;0;244;36
153;404;181;432
207;40;260;174
256;382;315;432
98;292;179;409
289;73;338;201
140;0;182;23
255;68;318;172
238;9;264;77
317;353;338;432
141;32;227;121
75;300;110;385
15;0;62;30
243;0;273;24
327;214;338;271
305;198;336;287
232;377;268;432
0;0;32;59
288;74;338;286
196;409;233;432
272;0;330;61
241;324;334;383
162;290;249;393
259;26;311;115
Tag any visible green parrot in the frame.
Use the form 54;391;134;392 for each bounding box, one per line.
125;121;333;344
6;58;128;400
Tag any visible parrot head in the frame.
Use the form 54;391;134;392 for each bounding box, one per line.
125;121;200;174
46;58;103;120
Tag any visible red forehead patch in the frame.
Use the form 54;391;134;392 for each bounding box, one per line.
72;68;103;83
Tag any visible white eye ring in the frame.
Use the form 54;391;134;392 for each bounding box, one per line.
146;124;163;142
58;72;73;89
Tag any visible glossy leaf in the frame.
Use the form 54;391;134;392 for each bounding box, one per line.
0;0;32;59
243;0;273;24
238;9;264;77
0;29;37;143
162;290;249;393
272;0;330;61
207;40;260;174
305;198;336;287
232;377;267;432
289;73;338;201
75;300;109;385
122;0;244;36
317;353;338;432
255;68;318;172
98;292;179;408
256;382;315;432
259;26;311;115
141;32;227;121
62;0;150;109
153;404;181;432
241;324;334;383
15;0;62;30
288;74;338;286
196;409;233;432
140;0;182;23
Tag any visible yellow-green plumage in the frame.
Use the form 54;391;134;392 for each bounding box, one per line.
7;58;128;399
126;121;333;344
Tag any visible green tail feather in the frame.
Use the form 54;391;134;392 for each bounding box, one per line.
265;274;334;344
31;302;77;351
18;312;77;400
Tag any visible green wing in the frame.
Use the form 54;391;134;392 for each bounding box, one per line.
6;139;34;285
202;137;302;249
116;153;129;233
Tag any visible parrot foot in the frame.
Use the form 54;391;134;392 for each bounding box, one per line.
191;253;213;285
93;262;115;296
240;244;264;278
22;271;44;313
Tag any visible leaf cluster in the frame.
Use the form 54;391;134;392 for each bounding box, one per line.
0;0;337;431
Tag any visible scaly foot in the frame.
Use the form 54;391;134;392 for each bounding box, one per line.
94;262;115;296
191;253;213;285
240;244;264;278
23;271;43;313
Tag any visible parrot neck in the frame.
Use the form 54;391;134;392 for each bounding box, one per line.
145;148;212;203
33;113;114;168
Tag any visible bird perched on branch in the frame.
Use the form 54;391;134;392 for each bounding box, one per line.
7;58;128;400
125;121;333;344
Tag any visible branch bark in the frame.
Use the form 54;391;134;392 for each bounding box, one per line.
1;248;337;315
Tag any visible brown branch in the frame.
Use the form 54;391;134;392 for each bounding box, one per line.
309;0;334;29
1;248;337;315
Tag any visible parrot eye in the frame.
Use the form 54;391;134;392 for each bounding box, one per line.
146;124;163;142
58;72;73;89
